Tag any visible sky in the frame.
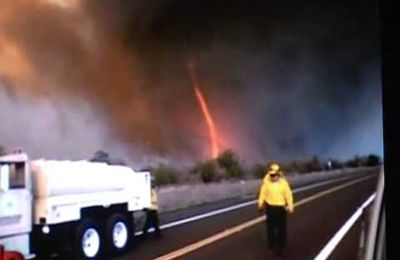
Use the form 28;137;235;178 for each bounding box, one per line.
0;0;382;167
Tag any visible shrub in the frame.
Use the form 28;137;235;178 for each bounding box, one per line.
90;150;111;163
308;156;323;172
252;163;266;179
192;160;219;183
216;150;243;179
367;154;382;166
346;155;363;168
0;145;5;156
330;160;345;169
152;164;178;186
289;160;309;174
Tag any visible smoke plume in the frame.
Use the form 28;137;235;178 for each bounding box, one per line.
0;0;382;165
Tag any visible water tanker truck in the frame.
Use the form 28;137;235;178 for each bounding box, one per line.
0;152;151;259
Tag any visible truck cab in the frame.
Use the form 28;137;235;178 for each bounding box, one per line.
0;152;34;258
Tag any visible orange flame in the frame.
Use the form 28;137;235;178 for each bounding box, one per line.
187;60;219;158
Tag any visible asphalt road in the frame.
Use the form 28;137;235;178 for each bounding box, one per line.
116;171;378;260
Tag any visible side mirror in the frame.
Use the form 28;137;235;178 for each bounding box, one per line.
0;165;10;191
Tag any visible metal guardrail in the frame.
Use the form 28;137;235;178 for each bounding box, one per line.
314;193;376;260
363;167;385;260
314;168;382;260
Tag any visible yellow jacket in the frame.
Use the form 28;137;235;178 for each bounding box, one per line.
257;171;294;212
149;188;159;211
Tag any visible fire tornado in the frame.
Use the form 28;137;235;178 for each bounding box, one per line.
187;60;219;158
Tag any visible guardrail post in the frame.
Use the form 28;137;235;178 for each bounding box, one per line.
358;201;374;260
358;209;367;259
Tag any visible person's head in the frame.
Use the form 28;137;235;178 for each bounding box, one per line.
267;163;281;181
151;176;156;188
268;162;280;173
269;172;281;182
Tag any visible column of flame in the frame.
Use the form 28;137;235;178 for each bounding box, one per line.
187;60;219;159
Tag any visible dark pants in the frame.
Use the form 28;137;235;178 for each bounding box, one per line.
143;209;160;237
265;204;287;253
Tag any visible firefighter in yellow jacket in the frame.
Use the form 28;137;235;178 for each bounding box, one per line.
143;177;161;238
257;163;293;257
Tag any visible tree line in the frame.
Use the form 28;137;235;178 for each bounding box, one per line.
0;146;382;186
149;150;382;186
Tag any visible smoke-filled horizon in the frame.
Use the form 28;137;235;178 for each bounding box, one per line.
0;0;382;166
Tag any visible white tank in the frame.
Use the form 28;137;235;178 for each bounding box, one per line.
31;159;139;198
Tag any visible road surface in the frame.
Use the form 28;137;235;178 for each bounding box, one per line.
116;171;378;260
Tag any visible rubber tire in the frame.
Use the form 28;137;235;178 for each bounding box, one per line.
104;213;133;257
74;218;104;260
33;244;51;259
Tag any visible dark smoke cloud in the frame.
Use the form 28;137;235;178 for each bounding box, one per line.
0;0;382;165
0;0;205;163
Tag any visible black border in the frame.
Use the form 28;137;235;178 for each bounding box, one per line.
381;0;398;258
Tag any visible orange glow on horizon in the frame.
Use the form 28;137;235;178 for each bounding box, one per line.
187;60;219;159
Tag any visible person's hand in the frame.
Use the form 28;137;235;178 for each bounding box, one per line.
257;205;264;213
285;206;294;214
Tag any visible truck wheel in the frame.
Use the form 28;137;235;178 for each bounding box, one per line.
75;218;103;259
105;213;133;256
